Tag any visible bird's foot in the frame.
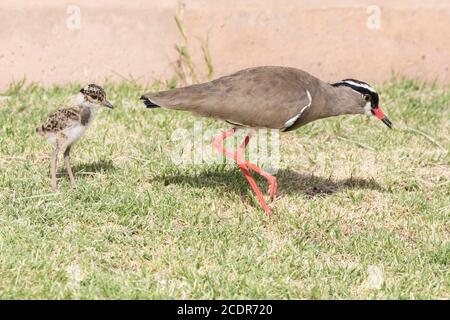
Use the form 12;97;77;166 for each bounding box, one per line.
268;177;278;201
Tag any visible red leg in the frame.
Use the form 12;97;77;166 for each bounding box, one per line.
236;132;278;200
212;128;273;216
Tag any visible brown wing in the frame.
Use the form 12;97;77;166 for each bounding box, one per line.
36;106;82;134
142;66;322;129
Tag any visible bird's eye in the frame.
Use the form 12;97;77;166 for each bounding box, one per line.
364;95;371;102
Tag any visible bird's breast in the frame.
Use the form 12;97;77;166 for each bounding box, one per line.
65;124;87;146
80;107;92;126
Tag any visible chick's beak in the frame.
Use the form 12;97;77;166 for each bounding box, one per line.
103;100;114;109
372;106;392;129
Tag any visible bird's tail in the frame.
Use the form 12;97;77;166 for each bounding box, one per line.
35;124;45;136
140;95;161;109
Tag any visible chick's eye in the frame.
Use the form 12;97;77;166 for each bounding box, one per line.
364;95;371;102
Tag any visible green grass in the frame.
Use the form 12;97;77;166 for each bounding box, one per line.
0;78;448;299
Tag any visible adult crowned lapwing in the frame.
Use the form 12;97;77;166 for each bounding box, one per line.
37;84;114;191
141;66;392;216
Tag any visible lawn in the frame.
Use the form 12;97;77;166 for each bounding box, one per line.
0;78;448;299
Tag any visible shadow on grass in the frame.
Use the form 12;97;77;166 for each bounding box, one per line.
276;169;384;197
70;159;116;175
154;167;384;197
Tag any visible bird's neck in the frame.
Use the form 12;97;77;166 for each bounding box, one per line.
315;83;361;119
289;83;361;129
75;92;87;107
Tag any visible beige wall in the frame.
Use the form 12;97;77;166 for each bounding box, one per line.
1;0;449;90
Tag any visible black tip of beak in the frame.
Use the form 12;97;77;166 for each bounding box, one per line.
382;117;393;129
372;107;393;129
104;101;114;109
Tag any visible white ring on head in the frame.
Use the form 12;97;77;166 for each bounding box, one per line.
342;80;377;93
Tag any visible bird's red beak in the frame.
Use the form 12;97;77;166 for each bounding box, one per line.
372;106;392;129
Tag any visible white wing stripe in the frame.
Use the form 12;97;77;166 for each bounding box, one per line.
283;90;312;130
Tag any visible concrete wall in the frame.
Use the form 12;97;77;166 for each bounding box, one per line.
1;0;449;90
